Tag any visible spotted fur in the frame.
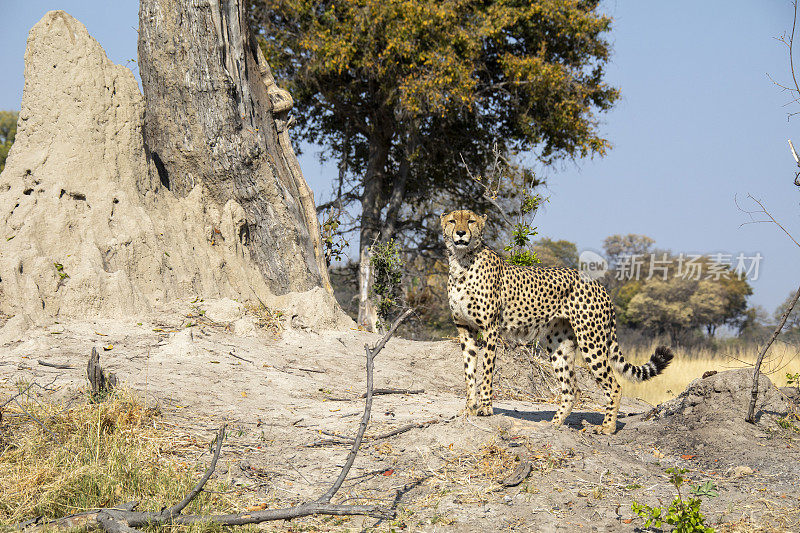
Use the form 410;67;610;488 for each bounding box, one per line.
441;210;673;434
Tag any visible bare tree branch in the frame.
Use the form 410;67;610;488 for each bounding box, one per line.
746;283;800;423
318;308;413;503
163;424;226;518
459;152;515;228
736;194;800;249
789;0;799;96
788;139;799;165
738;159;800;421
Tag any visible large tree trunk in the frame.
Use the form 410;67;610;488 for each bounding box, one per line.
357;136;390;331
138;0;332;296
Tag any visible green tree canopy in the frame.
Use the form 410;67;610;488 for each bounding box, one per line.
618;252;752;342
603;233;655;269
626;278;695;344
0;111;18;173
598;235;753;340
532;237;578;268
251;0;619;255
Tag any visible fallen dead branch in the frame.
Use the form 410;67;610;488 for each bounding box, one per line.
312;415;455;447
294;366;326;373
37;360;73;370
500;458;532;487
363;387;424;397
17;309;414;532
327;387;425;402
370;417;455;440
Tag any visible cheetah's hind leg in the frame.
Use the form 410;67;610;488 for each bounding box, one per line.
574;328;621;435
542;319;578;429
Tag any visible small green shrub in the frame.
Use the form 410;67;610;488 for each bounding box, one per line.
370;239;404;328
502;192;543;266
631;467;717;533
776;414;800;433
321;208;347;266
54;262;69;280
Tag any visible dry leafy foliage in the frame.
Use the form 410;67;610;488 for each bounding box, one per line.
494;341;560;403
246;303;285;336
402;434;575;524
408;439;517;508
0;386;241;529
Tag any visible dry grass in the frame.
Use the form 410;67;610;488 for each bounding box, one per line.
621;341;800;406
0;385;245;530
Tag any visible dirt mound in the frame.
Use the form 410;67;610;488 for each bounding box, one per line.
617;369;799;476
0;11;350;332
648;368;792;423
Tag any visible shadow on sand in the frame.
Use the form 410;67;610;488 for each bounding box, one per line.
493;406;626;431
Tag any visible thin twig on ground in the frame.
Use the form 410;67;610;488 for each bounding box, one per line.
0;382;37;411
370;417;455;440
227;351;253;364
313;416;455;446
163;424;226;518
295;366;326;373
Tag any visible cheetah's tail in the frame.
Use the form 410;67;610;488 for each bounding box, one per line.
612;345;674;382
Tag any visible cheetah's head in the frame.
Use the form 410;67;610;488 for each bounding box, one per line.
440;210;487;253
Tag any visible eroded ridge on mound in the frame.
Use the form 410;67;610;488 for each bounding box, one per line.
0;11;350;333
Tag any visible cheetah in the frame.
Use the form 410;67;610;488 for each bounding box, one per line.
441;209;673;434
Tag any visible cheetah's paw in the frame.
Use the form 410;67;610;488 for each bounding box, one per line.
591;424;616;435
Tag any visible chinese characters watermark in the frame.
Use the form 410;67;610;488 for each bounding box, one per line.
578;252;763;281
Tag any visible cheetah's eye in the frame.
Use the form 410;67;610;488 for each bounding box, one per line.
468;219;476;224
448;220;456;224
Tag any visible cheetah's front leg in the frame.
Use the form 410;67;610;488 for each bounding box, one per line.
477;323;499;416
456;325;480;415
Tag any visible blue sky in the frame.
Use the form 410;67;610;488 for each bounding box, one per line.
1;1;798;315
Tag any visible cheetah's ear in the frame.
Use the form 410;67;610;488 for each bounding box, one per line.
479;213;487;224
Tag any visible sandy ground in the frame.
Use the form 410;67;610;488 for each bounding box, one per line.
2;299;799;532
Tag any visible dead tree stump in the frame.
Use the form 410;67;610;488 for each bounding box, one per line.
87;347;117;400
